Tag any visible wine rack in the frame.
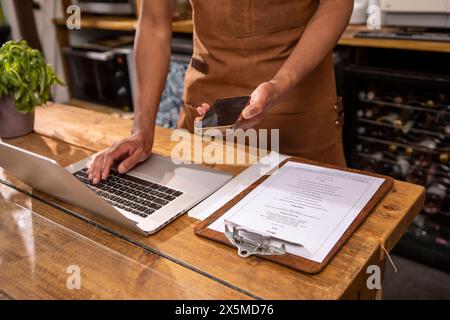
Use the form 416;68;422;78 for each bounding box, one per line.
343;65;450;272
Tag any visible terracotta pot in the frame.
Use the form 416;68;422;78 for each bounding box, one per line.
0;95;34;138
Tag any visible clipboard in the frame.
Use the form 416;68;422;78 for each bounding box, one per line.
194;157;394;274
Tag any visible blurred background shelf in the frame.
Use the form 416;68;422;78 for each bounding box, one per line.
340;25;450;53
53;16;450;53
53;16;193;33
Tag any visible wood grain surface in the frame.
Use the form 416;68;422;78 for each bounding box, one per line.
0;104;425;299
0;184;250;299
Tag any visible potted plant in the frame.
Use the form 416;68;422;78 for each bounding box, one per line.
0;40;63;138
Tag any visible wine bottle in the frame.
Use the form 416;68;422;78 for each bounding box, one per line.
406;166;428;186
393;96;403;105
376;111;415;134
425;99;436;108
405;147;414;157
367;91;376;101
418;138;438;151
388;144;398;154
358;91;367;101
424;183;447;215
396;156;410;178
364;106;380;119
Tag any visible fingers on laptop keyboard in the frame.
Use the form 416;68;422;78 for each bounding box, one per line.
73;169;184;218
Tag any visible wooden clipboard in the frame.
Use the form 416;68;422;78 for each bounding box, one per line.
194;157;394;274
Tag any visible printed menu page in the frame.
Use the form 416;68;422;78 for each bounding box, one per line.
209;161;385;263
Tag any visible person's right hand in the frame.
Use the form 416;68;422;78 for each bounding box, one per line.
88;131;153;184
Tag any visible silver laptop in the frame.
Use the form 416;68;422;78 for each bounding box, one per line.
0;141;231;235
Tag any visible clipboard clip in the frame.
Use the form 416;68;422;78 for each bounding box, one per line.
224;223;286;258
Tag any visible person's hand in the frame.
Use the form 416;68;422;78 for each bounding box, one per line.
88;131;153;184
196;81;279;129
196;103;211;122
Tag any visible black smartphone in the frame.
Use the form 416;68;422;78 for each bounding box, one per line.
199;96;251;129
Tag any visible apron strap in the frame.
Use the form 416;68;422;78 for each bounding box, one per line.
191;57;209;74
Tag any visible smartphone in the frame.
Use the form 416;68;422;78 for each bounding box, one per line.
194;96;250;136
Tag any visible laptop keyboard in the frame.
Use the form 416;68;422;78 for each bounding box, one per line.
74;168;183;218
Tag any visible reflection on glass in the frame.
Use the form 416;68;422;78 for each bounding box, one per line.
0;200;213;299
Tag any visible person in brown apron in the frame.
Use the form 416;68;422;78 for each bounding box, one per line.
183;0;353;167
88;0;353;184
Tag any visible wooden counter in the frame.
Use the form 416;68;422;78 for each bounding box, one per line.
0;192;248;299
340;25;450;53
54;16;450;53
53;16;193;34
0;104;425;299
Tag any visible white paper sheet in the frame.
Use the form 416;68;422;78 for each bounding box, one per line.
209;161;385;263
188;152;289;220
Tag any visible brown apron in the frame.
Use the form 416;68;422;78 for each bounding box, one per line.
179;0;346;166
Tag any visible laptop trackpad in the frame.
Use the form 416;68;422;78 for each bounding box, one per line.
128;154;231;196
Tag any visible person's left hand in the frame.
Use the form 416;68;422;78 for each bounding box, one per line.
196;81;279;129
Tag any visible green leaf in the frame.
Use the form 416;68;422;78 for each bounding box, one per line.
0;40;63;113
